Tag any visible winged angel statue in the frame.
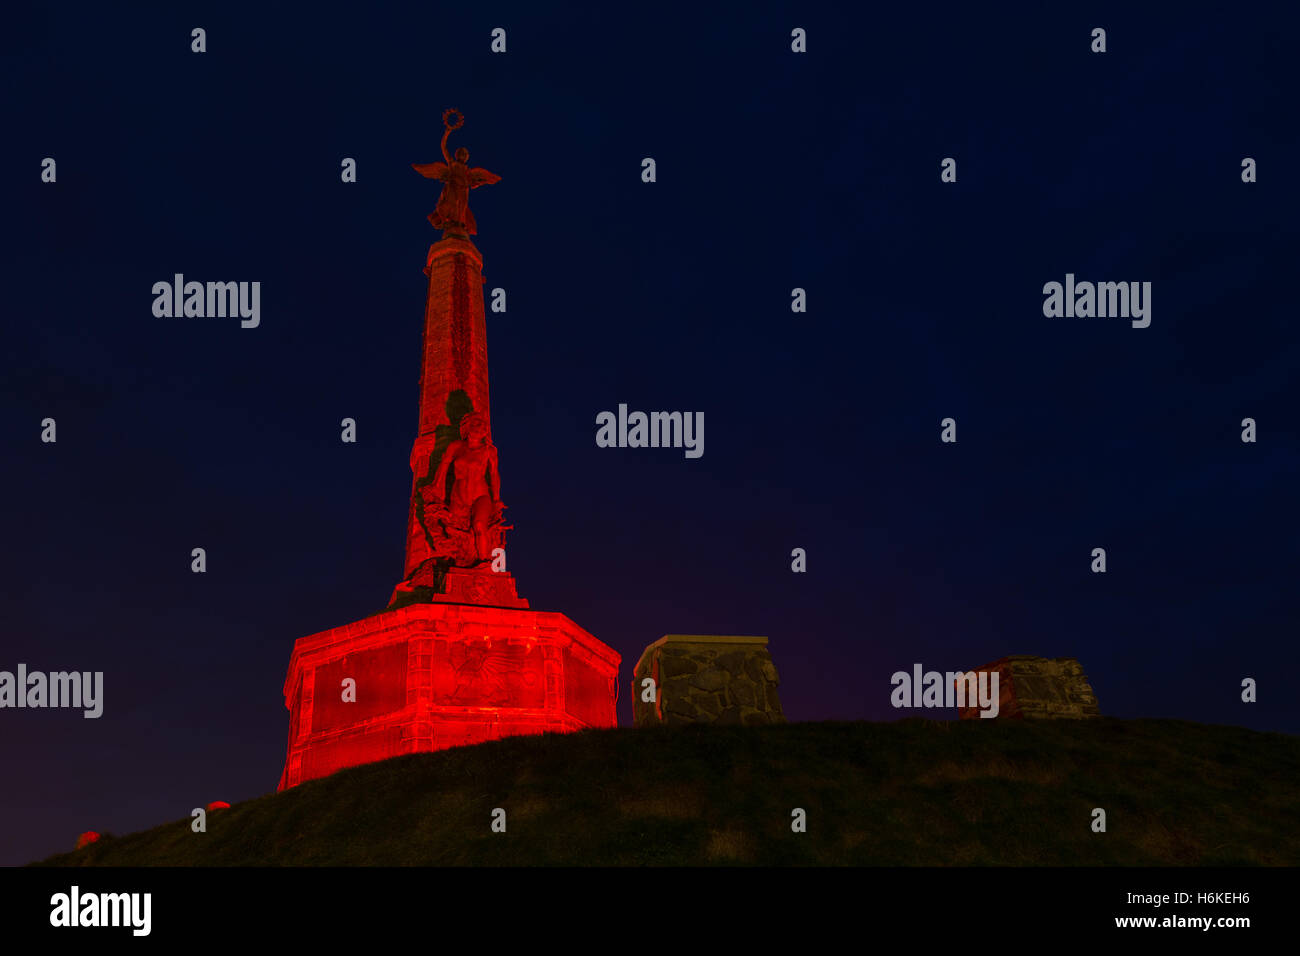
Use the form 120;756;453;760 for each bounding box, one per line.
412;108;501;238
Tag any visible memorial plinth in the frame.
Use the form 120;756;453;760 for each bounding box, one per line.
279;603;619;789
279;111;620;789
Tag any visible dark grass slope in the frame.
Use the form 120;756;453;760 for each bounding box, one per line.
35;719;1300;866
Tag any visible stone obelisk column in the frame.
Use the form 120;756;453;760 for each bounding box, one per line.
402;237;492;577
389;109;526;609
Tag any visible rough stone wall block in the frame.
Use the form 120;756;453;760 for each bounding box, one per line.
632;635;785;727
957;655;1101;720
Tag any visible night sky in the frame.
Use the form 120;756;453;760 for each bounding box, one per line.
3;3;1297;866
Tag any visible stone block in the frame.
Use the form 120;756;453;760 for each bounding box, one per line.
957;655;1101;720
632;635;785;727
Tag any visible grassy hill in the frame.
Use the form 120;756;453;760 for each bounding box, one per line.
34;718;1300;866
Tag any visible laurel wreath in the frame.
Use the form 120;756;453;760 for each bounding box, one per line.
443;108;464;131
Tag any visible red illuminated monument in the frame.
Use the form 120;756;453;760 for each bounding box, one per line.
279;110;620;790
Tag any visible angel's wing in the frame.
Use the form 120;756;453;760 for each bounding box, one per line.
469;167;501;186
411;162;449;180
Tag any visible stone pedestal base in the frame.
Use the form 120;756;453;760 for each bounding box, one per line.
390;563;528;609
279;602;620;789
958;655;1101;720
632;635;784;727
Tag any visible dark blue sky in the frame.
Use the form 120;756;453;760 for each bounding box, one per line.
2;3;1297;865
